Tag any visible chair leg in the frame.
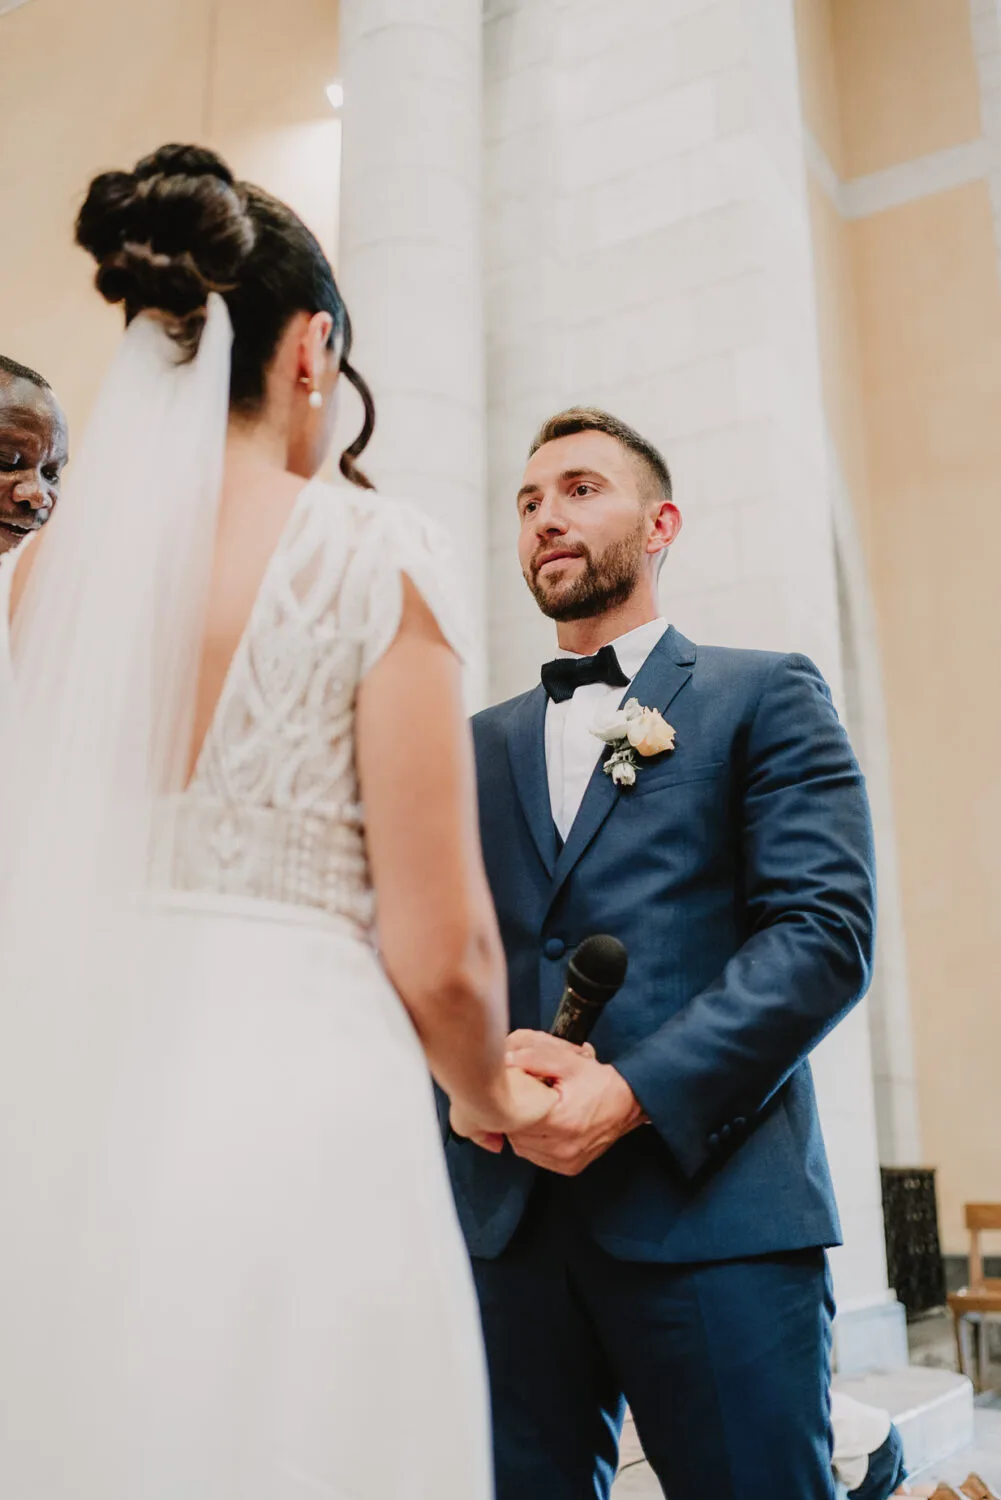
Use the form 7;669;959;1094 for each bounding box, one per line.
955;1312;967;1375
978;1315;992;1393
957;1315;976;1387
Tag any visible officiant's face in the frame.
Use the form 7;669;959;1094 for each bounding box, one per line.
0;375;68;555
517;430;657;622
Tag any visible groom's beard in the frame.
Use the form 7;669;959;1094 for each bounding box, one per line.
525;523;646;623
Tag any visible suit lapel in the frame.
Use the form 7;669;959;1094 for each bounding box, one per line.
624;624;696;728
549;626;697;901
505;685;557;878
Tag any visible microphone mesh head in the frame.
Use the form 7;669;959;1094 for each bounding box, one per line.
568;934;628;1005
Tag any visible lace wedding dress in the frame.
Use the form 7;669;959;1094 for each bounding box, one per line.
2;482;492;1499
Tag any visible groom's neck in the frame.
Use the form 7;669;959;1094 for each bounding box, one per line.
555;590;660;657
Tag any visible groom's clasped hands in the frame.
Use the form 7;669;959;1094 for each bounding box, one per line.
451;1032;647;1176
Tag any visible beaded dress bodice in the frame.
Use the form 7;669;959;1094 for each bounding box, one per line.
148;481;463;941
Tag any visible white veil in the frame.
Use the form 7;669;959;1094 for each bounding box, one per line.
0;294;232;1464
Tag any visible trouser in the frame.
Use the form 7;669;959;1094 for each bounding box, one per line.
472;1177;836;1500
848;1425;907;1500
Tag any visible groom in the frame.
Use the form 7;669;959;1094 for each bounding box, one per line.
447;408;876;1500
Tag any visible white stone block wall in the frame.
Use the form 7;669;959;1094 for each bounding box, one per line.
485;0;846;690
484;0;892;1324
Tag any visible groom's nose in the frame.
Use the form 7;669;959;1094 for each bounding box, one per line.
534;495;570;535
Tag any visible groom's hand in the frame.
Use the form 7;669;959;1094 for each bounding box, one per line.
502;1031;646;1176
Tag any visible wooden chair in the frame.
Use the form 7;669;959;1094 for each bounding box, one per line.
948;1203;1001;1391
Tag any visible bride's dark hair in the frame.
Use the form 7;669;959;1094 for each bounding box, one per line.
75;143;375;489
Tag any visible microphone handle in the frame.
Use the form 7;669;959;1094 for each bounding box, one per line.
550;985;606;1047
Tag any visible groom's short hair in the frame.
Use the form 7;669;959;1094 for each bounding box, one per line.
528;407;672;504
0;354;50;390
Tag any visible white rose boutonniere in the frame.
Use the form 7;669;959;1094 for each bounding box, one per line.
591;698;676;788
591;704;635;745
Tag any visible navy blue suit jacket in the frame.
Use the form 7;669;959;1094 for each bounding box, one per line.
444;626;876;1264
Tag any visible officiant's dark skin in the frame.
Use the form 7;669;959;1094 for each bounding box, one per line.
452;426;682;1173
0;359;68;555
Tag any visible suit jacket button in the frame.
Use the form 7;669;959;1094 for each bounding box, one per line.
543;938;566;960
734;1116;747;1132
720;1123;732;1141
708;1132;720;1151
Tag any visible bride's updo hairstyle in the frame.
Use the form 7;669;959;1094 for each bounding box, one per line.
75;143;375;488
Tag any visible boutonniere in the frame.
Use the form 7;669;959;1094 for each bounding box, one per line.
591;698;676;788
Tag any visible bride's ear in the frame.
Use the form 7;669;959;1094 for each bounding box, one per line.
298;311;339;393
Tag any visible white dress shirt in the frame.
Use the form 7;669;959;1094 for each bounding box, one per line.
545;617;668;841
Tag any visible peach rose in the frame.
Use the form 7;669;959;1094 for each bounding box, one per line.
626;708;676;758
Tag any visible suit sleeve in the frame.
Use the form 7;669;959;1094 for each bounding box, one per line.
612;653;876;1180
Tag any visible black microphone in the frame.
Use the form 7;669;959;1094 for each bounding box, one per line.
549;935;628;1047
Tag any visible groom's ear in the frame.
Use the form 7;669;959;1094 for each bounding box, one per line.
647;498;682;563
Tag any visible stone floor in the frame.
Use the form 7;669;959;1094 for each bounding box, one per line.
919;1406;1001;1487
610;1413;652;1497
610;1310;1001;1497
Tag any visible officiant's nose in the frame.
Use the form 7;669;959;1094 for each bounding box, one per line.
12;471;48;511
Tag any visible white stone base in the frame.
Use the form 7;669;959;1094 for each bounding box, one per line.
615;1371;977;1495
834;1297;910;1374
833;1367;975;1475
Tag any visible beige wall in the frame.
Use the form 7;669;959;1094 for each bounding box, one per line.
795;0;983;179
798;0;1001;1250
833;0;983;177
794;0;844;174
0;0;340;439
854;180;1001;1248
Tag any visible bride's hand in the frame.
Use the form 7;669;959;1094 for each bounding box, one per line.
450;1067;556;1152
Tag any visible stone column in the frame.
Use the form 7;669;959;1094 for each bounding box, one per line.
338;0;488;702
832;459;923;1172
484;0;902;1368
970;0;1001;283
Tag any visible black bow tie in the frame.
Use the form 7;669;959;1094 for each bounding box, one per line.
541;644;630;704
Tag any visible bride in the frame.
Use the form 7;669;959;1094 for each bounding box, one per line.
0;144;553;1498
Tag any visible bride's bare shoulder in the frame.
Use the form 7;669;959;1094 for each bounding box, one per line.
304;483;451;569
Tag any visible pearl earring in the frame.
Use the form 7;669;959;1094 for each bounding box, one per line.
308;387;323;410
